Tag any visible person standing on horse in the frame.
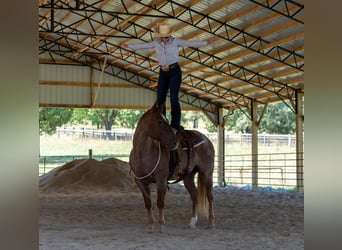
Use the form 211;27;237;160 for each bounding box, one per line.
121;20;218;134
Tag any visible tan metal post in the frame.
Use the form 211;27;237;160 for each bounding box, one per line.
217;108;225;187
296;91;304;192
251;101;259;189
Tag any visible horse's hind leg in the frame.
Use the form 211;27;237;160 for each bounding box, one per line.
205;174;215;228
135;181;155;232
183;173;198;228
199;167;215;228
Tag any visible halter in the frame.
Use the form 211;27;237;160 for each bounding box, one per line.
130;142;161;180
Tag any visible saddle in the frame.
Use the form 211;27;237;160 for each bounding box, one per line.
168;128;205;182
177;128;205;150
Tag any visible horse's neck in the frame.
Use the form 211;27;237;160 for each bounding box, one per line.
131;131;161;166
133;131;157;150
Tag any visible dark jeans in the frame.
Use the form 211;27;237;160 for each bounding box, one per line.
157;66;182;130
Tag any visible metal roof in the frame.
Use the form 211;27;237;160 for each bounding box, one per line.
39;0;304;114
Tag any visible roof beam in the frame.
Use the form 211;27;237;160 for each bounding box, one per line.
39;34;220;114
134;0;303;71
246;0;304;24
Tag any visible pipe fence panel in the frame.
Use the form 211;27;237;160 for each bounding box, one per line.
55;127;298;147
39;152;303;191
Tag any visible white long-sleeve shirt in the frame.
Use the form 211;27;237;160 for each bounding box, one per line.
127;37;208;66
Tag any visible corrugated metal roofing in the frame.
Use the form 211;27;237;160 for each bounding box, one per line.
39;0;304;114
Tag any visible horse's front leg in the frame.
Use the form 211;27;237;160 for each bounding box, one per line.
135;180;155;232
156;180;167;232
183;174;198;229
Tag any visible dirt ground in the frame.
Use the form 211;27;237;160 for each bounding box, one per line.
39;158;304;250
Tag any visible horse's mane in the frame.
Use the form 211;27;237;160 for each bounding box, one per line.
136;103;166;128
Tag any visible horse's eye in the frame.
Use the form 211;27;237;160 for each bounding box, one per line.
158;119;167;129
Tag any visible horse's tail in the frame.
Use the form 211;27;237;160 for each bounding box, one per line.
197;172;209;218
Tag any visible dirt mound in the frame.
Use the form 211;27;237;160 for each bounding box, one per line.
39;158;138;193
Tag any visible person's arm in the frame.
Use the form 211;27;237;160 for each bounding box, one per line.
176;36;218;48
206;36;219;45
120;41;155;50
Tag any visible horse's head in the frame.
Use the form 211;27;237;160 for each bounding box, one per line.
137;102;178;151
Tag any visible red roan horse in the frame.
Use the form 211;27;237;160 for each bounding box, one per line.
129;103;215;232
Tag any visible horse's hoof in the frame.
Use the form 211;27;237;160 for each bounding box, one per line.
146;224;154;233
207;223;216;229
188;216;198;229
187;224;197;229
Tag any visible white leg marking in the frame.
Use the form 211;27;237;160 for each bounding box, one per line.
188;216;198;229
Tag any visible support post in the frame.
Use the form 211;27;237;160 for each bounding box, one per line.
296;91;304;192
90;67;94;107
217;108;225;187
251;101;259;189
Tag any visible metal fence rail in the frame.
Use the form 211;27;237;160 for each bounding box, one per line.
39;152;303;191
217;152;303;191
56;127;298;147
38;154;129;176
56;127;134;140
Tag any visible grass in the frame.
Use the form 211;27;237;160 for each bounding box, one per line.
40;134;132;156
40;133;296;157
39;134;301;191
39;134;133;176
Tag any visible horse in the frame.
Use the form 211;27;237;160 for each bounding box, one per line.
129;102;215;231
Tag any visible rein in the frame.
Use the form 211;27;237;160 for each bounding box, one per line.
130;142;161;180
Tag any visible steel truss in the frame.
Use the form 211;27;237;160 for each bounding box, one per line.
39;0;302;114
39;2;257;109
247;0;304;24
39;36;219;116
134;0;304;71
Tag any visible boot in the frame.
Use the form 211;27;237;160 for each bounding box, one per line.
168;149;182;180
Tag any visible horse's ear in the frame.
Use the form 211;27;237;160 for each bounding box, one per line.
152;101;158;109
156;102;166;116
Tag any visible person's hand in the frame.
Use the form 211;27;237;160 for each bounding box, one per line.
120;43;128;48
207;36;218;45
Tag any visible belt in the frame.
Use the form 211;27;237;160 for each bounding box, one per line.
160;63;179;72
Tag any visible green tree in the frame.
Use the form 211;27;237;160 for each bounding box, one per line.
87;109;105;129
70;108;120;130
39;107;73;135
260;102;295;134
181;110;217;132
226;101;296;134
117;109;144;128
93;109;119;130
181;111;198;128
226;109;250;133
70;108;90;125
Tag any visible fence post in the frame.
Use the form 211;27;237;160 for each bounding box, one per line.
288;134;291;147
89;149;93;159
43;156;46;175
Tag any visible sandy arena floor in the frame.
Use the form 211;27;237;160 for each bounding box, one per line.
39;158;304;250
